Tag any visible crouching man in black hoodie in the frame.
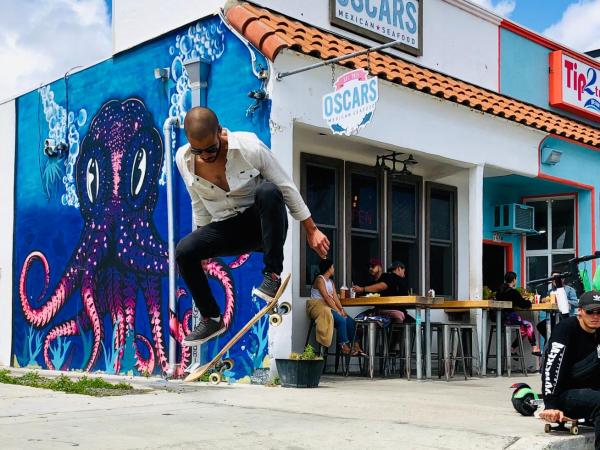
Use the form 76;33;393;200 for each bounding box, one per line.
541;290;600;449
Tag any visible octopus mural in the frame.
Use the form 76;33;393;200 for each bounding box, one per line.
14;16;273;379
19;98;175;373
17;98;262;377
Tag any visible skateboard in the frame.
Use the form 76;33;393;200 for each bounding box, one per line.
184;273;291;383
543;419;593;435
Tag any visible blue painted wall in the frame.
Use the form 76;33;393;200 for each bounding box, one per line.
12;16;272;381
483;136;599;285
500;29;597;128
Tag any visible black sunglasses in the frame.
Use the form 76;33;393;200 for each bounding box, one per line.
583;309;600;315
190;142;219;155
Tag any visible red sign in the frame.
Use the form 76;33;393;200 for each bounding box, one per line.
549;50;600;122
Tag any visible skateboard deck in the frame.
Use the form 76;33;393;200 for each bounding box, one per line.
543;418;592;435
185;273;291;383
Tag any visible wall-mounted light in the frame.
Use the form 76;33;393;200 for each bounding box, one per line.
375;151;418;176
183;57;211;107
154;67;170;81
541;146;562;165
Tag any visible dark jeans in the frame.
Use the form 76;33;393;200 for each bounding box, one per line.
175;182;288;318
556;388;600;449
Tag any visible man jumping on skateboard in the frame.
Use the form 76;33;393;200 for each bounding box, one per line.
540;290;600;448
175;107;329;346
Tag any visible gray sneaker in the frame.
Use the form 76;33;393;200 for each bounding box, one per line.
254;272;281;302
182;318;226;347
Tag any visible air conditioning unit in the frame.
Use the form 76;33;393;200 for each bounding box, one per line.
491;203;536;234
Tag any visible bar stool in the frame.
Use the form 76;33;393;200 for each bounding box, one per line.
486;323;527;376
456;324;481;377
439;324;468;381
352;318;388;378
387;322;438;379
386;323;415;379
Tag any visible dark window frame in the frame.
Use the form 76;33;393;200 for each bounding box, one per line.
300;153;344;297
387;174;423;294
345;162;384;287
425;182;457;299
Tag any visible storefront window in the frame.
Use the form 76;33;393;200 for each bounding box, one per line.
300;155;342;296
426;183;456;298
349;168;380;285
525;196;576;293
390;181;420;293
526;201;548;250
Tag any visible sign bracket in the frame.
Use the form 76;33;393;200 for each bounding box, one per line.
276;38;404;81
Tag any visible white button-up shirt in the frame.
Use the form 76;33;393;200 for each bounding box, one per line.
175;130;311;227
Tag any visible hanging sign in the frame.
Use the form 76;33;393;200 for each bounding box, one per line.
330;0;422;56
549;50;600;122
322;68;378;136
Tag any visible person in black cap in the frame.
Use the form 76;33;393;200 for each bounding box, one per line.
540;290;600;448
353;260;414;323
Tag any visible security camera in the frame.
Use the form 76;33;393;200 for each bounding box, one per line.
154;67;170;80
257;69;269;80
248;89;267;100
44;140;68;158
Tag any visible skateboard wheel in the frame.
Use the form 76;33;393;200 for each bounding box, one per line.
209;372;222;385
544;424;551;433
570;425;579;435
221;358;235;371
269;313;282;326
279;302;291;315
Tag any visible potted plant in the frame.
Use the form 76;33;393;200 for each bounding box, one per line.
275;344;324;388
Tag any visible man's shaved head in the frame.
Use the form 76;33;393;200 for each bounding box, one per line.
184;107;220;141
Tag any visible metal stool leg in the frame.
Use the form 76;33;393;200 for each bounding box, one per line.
517;328;528;376
405;325;412;380
455;327;468;380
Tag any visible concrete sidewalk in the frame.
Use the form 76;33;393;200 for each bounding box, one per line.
0;368;594;449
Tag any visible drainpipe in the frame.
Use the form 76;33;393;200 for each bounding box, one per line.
163;116;180;377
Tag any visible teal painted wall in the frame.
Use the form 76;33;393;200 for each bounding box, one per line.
499;29;597;128
483;136;599;286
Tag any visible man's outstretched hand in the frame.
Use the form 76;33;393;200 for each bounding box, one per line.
539;409;573;423
303;217;330;258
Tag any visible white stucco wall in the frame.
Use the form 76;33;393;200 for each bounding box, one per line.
0;100;15;366
268;50;545;353
113;0;500;89
272;50;544;176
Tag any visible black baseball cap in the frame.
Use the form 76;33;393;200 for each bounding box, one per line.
578;291;600;311
388;261;405;271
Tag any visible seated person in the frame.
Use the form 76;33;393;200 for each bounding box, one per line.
496;271;541;356
536;272;579;340
352;258;413;324
540;291;600;448
310;259;365;356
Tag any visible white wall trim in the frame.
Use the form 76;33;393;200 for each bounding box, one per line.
0;100;16;366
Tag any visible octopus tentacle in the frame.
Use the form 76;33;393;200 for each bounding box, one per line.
19;251;81;328
202;258;236;329
134;334;155;374
43;319;78;370
229;253;251;269
169;308;192;377
139;275;169;373
81;272;103;372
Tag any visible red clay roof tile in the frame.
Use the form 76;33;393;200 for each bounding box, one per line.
226;3;600;147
